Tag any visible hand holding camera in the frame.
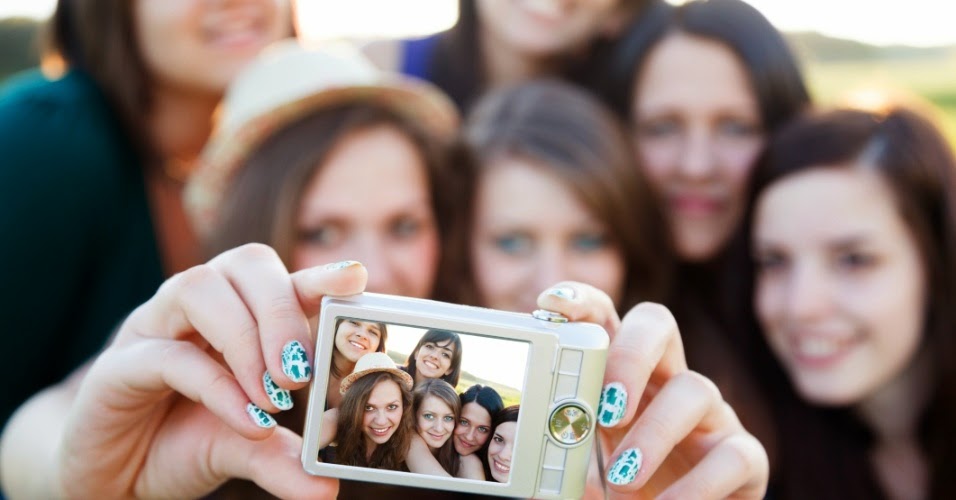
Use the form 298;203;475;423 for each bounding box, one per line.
538;283;769;499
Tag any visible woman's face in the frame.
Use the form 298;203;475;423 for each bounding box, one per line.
334;320;383;364
476;0;616;59
470;159;625;312
454;402;493;455
754;167;926;406
134;0;289;94
362;379;404;447
293;125;440;298
487;421;517;482
413;340;456;381
416;395;456;449
633;33;764;262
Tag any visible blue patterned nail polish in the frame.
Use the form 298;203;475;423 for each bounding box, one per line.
281;341;312;382
263;371;293;411
246;403;277;428
546;286;576;300
607;448;643;486
598;382;628;427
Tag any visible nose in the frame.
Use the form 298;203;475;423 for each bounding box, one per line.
676;127;718;181
465;427;477;442
499;443;512;461
533;243;569;294
352;234;398;294
372;409;388;425
785;261;831;321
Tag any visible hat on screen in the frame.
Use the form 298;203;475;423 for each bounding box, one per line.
339;352;414;395
184;39;459;237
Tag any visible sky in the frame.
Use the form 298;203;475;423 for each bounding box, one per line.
2;0;956;48
378;324;530;392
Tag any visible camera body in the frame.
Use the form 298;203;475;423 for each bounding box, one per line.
301;292;608;498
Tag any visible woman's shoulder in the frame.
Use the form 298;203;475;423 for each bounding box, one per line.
0;70;139;191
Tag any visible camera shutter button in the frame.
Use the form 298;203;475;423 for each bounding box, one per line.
532;309;569;323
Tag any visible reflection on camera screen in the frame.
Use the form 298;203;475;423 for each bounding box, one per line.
319;318;528;483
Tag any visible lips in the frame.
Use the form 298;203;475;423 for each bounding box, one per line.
786;332;861;369
455;435;478;451
349;340;368;352
493;459;511;474
670;194;722;217
203;14;269;51
369;425;392;437
427;431;447;441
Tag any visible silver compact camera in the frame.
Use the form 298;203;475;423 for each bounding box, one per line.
301;292;608;498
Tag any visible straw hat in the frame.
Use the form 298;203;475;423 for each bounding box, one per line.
339;352;414;395
184;39;459;237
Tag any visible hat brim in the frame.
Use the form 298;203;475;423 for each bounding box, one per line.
186;76;458;238
339;365;414;395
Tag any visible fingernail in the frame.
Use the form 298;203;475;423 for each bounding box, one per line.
281;340;312;382
598;382;628;427
545;286;576;300
325;260;361;271
607;448;643;486
246;403;277;428
263;371;293;411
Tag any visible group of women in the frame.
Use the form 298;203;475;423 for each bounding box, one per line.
1;0;954;498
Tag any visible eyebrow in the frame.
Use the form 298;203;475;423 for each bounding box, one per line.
433;341;454;354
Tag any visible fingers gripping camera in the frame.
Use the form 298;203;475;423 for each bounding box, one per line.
301;293;608;498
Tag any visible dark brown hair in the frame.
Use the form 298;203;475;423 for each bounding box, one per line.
453;79;673;311
336;371;414;470
45;0;152;158
484;405;520;482
740;106;956;498
599;0;809;134
412;379;462;475
404;329;463;388
205;102;461;280
330;319;388;378
424;0;645;112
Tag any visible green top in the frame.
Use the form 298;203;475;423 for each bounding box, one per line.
0;70;164;427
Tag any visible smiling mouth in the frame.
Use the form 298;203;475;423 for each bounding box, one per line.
423;360;440;371
456;436;477;449
493;459;511;474
427;431;447;441
349;341;367;351
370;426;392;437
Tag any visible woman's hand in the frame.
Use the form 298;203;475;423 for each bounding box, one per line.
49;245;363;498
537;283;769;500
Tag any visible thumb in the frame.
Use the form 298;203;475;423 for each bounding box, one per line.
291;261;368;317
211;426;339;499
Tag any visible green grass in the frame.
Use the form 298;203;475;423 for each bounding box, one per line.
802;52;956;145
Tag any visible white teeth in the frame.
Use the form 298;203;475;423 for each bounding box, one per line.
350;341;366;350
494;460;511;472
371;426;390;436
795;337;848;358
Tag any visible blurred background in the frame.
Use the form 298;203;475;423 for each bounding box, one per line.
2;0;954;143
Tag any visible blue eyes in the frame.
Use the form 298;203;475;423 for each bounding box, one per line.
392;218;422;239
494;234;532;255
298;225;341;246
422;413;455;422
492;233;609;256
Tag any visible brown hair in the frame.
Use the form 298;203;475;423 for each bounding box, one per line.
331;318;389;378
452;79;673;311
484;405;520;482
404;329;462;388
44;0;152;158
205;102;461;277
412;379;462;475
741;106;956;498
335;371;414;470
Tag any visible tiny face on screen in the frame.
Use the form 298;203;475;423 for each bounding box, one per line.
301;293;608;499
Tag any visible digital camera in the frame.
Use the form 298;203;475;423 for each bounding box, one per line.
301;292;608;498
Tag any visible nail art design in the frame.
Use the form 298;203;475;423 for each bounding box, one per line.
246;403;277;428
607;448;643;486
263;371;293;411
325;260;360;271
598;382;628;427
546;286;576;300
282;341;312;382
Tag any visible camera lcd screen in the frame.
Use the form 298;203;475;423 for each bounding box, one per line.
317;317;529;484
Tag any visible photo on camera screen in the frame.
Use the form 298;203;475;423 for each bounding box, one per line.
318;317;529;483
